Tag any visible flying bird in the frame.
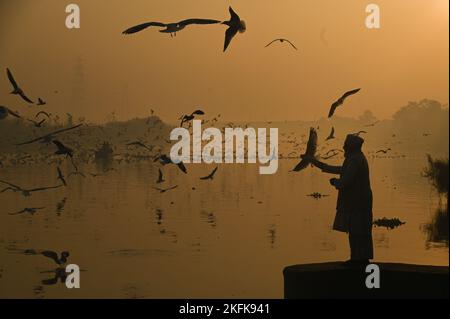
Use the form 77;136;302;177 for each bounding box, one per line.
200;166;218;180
42;251;70;266
154;154;187;174
123;18;220;37
0;179;62;197
9;207;45;215
56;166;67;186
153;185;178;193
325;126;335;140
180;109;205;127
37;250;70;266
53;140;74;158
265;38;297;50
328;88;361;118
222;6;246;52
24;250;70;266
15;124;83;145
6;68;34;104
156;168;165;184
0;106;21;120
56;197;67;213
35;111;51;119
292;127;318;172
27;118;46;128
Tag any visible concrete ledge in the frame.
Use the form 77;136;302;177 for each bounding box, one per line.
283;262;449;299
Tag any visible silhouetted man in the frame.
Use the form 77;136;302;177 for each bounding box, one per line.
310;134;373;265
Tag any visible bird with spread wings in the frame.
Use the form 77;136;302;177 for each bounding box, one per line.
15;124;83;145
328;88;361;118
0;106;21;120
0;179;63;197
222;7;246;52
123;18;220;37
265;38;297;50
6;68;34;104
292;127;318;172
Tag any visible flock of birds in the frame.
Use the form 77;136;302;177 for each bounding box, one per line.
0;6;411;283
122;6;298;52
122;7;247;52
0;70;226;274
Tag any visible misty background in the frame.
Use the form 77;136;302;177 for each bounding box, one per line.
0;0;448;123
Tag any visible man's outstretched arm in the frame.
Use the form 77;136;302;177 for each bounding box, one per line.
310;158;342;175
331;158;359;189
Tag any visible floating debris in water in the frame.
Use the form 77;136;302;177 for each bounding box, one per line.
307;192;329;199
373;217;406;229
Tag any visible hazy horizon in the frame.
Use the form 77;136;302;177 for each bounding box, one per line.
0;0;448;123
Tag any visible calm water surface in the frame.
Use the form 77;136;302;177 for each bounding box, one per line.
0;155;447;298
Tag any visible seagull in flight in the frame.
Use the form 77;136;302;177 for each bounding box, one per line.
25;250;70;266
53;140;78;170
35;111;51;119
57;166;67;186
325;126;335;141
180;109;205;127
42;251;70;266
0;179;62;197
0;106;21;120
153;185;178;193
27;118;46;128
292;127;318;172
15;124;83;145
36;98;46;106
222;6;246;52
6;68;34;104
9;207;45;215
200;166;218;180
328;88;361;118
154;154;187;174
53;140;74;158
156;168;165;184
123;18;220;37
265;38;297;50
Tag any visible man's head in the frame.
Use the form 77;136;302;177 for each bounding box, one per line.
343;134;364;156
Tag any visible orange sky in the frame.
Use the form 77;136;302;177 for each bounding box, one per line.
0;0;448;123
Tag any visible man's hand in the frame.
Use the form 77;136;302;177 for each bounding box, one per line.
329;178;339;187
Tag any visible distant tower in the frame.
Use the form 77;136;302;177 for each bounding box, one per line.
71;55;86;118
